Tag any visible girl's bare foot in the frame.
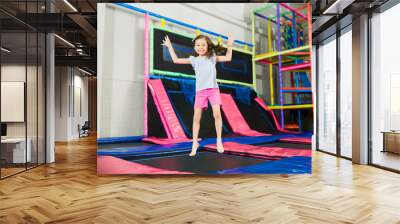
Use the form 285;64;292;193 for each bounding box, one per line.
216;140;224;153
190;141;199;156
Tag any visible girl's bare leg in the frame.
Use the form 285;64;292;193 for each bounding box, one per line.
190;108;202;156
212;105;224;153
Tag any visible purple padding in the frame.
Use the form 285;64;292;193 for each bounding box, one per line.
97;156;193;174
220;93;270;137
148;79;188;140
279;137;312;144
205;142;311;157
143;137;192;145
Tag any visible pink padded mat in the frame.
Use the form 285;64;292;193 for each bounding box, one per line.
147;79;190;144
220;94;270;137
205;142;311;157
148;79;188;139
142;137;192;145
97;156;193;174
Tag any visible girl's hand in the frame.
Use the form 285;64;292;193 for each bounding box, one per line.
162;35;173;48
216;34;233;62
227;34;234;47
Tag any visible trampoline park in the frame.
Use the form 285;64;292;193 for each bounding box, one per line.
98;3;313;175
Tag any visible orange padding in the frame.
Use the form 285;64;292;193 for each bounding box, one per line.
284;124;299;129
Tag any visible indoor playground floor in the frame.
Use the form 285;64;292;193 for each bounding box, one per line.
97;139;312;175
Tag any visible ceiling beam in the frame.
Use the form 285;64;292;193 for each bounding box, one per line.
67;13;97;44
55;55;96;68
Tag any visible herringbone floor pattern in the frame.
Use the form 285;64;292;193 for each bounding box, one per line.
1;135;400;223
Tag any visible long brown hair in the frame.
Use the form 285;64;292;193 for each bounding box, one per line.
192;35;225;58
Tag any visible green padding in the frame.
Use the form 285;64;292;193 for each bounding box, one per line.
152;70;254;88
150;23;154;76
150;26;254;88
253;4;274;14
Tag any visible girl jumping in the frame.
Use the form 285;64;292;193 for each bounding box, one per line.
162;34;233;156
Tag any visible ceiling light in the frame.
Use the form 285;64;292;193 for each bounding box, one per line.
76;48;85;55
78;67;92;76
54;34;75;48
1;47;11;53
63;0;78;12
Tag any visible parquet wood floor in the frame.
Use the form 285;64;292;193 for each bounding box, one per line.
1;135;400;223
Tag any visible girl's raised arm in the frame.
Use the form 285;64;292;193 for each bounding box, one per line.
162;35;191;64
216;34;233;62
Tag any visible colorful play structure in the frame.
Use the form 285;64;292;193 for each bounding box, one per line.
97;3;313;175
252;3;313;131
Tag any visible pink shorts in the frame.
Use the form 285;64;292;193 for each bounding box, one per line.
194;88;221;109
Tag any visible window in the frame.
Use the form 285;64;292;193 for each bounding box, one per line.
317;35;337;154
0;1;46;179
339;27;352;158
370;3;400;171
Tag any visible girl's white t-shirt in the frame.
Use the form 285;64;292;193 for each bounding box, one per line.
189;55;218;92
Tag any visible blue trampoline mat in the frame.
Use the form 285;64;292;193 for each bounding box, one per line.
97;133;312;157
213;156;312;174
97;136;144;144
97;134;293;156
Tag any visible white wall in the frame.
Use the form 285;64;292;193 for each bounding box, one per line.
98;3;145;138
1;66;26;126
73;73;89;138
1;65;34;138
130;3;264;41
55;67;89;141
1;65;27;141
1;82;25;122
55;67;68;141
97;3;261;138
1;63;46;163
